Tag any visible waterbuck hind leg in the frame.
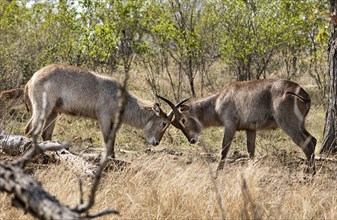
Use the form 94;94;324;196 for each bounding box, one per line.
279;123;316;174
301;130;317;175
41;111;58;141
25;118;33;137
246;129;256;158
25;106;52;138
25;89;56;138
217;126;236;170
275;97;316;174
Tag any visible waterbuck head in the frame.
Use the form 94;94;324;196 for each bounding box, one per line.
157;96;201;144
143;103;173;146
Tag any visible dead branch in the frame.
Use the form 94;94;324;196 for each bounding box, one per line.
50;149;96;177
0;131;33;156
0;133;118;219
0;161;83;220
295;155;337;163
0;131;69;155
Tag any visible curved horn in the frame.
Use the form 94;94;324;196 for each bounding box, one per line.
157;95;189;121
176;98;190;107
167;98;190;126
156;95;180;120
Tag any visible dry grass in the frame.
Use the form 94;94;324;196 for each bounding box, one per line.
1;152;336;220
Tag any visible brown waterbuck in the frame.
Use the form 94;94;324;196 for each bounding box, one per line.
158;79;316;173
24;64;172;157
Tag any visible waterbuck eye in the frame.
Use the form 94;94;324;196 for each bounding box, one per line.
181;118;186;125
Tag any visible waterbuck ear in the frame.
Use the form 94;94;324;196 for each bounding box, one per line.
152;103;162;116
178;104;190;113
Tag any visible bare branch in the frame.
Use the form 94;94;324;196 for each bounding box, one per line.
86;210;120;219
0;161;83;219
38;141;69;151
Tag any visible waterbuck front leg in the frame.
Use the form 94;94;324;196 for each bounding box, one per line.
246;129;256;158
217;125;236;170
98;116;115;159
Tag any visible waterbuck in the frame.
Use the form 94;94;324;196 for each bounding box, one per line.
24;64;172;157
158;79;316;172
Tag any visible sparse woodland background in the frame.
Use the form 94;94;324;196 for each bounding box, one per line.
0;0;330;98
1;0;337;219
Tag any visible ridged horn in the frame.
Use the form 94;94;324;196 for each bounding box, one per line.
157;95;189;121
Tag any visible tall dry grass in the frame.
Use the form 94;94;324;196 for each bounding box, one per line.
1;151;336;220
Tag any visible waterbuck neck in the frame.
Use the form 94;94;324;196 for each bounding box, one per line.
122;93;157;129
192;93;222;128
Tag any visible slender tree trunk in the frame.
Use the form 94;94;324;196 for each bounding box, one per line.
321;0;337;154
188;56;196;97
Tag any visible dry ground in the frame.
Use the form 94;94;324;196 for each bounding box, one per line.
1;71;336;219
1;144;336;219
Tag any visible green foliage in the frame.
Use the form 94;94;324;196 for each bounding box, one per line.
215;0;329;81
141;0;221;97
0;0;330;97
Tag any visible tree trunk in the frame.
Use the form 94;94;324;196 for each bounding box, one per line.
188;57;196;97
321;0;337;154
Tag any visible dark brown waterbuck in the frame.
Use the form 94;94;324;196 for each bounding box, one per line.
158;79;316;172
23;64;172;157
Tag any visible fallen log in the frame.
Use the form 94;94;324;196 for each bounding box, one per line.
0;131;33;156
50;149;96;177
0;131;97;177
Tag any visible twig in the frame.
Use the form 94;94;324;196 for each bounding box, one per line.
86;210;120;218
78;175;84;205
295;155;337;163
